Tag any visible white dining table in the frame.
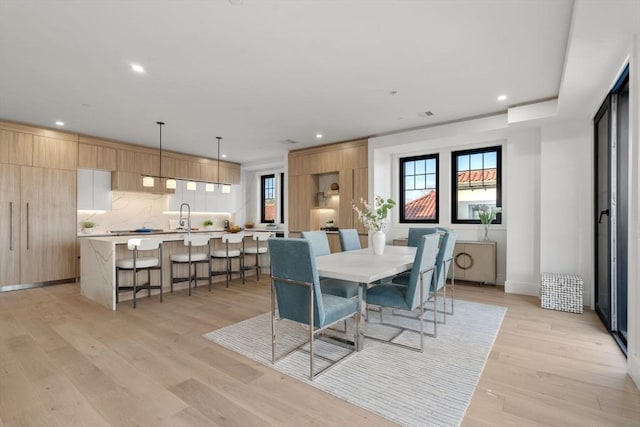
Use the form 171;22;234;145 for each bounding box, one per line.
316;245;416;283
315;245;417;350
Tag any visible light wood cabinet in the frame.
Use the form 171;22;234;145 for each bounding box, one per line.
0;164;21;285
112;170;143;192
117;148;137;172
0;130;33;166
288;175;315;232
0;164;76;287
287;139;367;239
20;167;77;283
32;135;78;170
352;167;368;234
451;240;496;284
327;233;341;253
78;143;116;170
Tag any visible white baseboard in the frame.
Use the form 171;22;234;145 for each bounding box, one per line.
504;280;539;296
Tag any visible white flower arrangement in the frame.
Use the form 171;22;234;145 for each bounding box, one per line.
352;196;396;232
473;205;502;224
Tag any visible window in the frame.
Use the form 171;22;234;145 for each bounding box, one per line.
261;174;276;223
451;146;502;223
399;154;439;223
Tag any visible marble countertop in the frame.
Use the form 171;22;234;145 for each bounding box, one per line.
78;228;283;243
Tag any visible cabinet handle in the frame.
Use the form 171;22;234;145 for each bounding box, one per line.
26;202;30;250
9;202;13;251
455;252;474;270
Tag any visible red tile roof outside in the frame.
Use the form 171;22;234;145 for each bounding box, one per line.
404;190;436;220
264;202;276;222
457;168;496;185
403;168;497;219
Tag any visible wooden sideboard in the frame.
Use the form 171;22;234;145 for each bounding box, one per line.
451;240;496;284
393;237;496;284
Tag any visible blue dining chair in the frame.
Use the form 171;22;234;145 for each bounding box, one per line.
338;229;361;251
398;228;457;322
365;234;439;352
301;230;331;256
302;230;359;299
407;227;438;247
268;238;360;380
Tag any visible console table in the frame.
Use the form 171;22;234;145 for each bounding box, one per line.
451;240;496;284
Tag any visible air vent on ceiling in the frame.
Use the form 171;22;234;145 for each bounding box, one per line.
418;111;434;117
280;139;298;145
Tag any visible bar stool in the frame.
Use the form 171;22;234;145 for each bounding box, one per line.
242;232;272;281
115;238;163;308
170;234;212;296
211;233;244;287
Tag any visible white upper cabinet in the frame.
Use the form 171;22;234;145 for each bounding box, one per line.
77;169;112;210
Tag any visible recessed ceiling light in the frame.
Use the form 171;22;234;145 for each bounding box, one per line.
222;154;227;158
131;64;145;73
497;94;507;101
316;133;323;139
55;121;64;126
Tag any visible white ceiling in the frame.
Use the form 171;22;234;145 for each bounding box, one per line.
0;0;628;165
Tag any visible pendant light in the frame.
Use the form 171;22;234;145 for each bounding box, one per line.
143;121;177;190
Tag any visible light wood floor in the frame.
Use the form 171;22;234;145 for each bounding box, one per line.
0;278;638;426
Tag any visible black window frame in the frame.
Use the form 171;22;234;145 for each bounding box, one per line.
451;145;502;224
399;153;439;223
260;174;276;224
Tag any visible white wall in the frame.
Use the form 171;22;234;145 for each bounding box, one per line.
504;129;541;295
539;121;593;303
240;163;285;229
369;115;510;285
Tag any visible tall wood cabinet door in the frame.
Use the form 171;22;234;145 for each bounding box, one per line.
352;167;368;234
0;164;21;285
288;175;314;232
20;167;76;283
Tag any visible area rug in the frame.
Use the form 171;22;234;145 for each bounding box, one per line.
203;299;506;427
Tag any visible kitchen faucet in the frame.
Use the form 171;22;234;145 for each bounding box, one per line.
179;203;191;234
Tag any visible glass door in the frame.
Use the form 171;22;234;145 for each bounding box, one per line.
594;66;628;351
594;96;611;329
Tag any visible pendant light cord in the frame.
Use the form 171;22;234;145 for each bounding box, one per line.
157;121;165;179
216;136;222;188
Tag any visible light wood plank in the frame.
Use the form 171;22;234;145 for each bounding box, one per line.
0;279;637;426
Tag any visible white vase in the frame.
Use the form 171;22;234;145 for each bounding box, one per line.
83;228;94;234
372;230;386;255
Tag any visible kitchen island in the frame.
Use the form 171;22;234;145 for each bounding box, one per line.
80;229;275;310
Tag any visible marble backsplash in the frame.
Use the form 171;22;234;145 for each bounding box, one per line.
78;191;233;234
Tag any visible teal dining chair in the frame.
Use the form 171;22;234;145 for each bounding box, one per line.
301;230;359;299
407;227;438;247
403;227;456;320
268;238;360;380
338;229;361;251
364;234;439;352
